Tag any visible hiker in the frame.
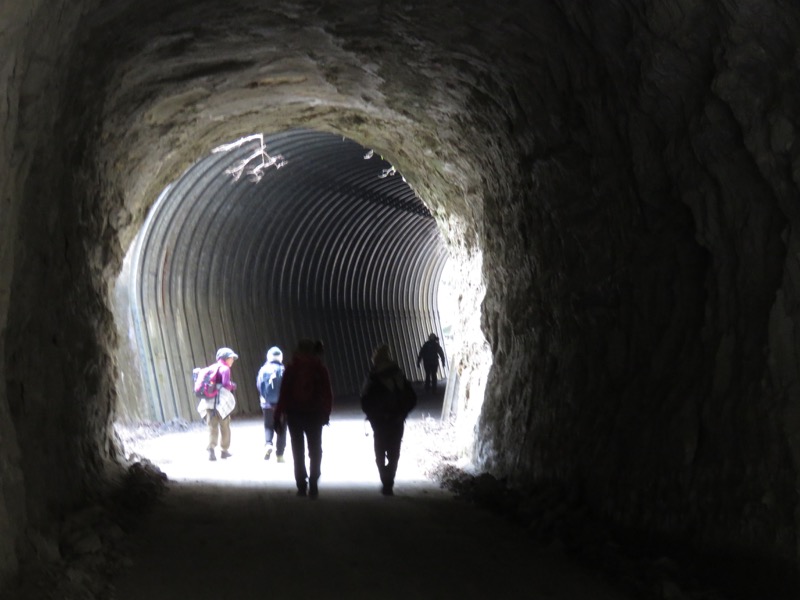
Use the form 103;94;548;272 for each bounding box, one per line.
274;338;333;498
256;346;286;462
416;333;446;392
197;347;238;461
361;345;417;495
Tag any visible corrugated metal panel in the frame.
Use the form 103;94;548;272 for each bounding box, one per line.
127;129;448;421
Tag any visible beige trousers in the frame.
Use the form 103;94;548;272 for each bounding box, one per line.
207;411;231;451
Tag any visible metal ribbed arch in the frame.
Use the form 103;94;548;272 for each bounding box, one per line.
126;129;448;422
154;151;240;420
128;186;170;421
145;159;229;420
136;149;254;420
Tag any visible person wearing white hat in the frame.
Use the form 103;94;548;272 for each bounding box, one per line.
256;346;286;461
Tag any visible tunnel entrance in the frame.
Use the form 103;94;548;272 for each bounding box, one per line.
112;129;452;426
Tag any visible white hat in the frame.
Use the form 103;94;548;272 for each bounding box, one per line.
267;346;283;363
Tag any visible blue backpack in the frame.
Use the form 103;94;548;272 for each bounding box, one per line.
259;365;284;404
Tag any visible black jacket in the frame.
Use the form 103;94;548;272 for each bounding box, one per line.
417;340;445;368
360;360;416;425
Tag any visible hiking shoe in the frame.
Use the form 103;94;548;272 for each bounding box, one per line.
276;455;285;463
264;446;273;461
208;449;216;462
309;482;319;499
220;450;232;459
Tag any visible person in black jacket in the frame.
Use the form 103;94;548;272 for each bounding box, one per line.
416;333;446;392
360;345;417;496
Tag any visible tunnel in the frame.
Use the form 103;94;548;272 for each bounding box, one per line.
2;0;800;596
114;128;450;423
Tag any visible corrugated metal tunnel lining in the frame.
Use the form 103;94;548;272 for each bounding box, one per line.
121;129;449;422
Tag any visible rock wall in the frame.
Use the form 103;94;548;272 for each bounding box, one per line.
0;0;104;585
476;0;800;565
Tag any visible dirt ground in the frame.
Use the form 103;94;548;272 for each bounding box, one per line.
108;393;635;600
7;390;759;600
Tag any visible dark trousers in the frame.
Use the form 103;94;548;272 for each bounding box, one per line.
286;413;324;490
371;419;405;488
423;363;438;390
262;407;287;456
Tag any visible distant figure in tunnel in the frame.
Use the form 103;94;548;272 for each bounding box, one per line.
417;333;446;392
361;345;417;496
196;347;238;462
274;338;333;499
256;346;286;462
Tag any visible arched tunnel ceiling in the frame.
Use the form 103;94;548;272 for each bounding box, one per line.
84;0;495;256
122;129;448;421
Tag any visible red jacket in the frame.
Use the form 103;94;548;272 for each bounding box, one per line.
275;354;333;422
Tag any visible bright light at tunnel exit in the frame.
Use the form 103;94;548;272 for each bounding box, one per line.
112;131;487;476
121;255;479;487
119;257;475;488
437;257;459;350
123;411;435;489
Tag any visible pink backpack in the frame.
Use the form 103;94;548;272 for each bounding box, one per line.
192;364;220;398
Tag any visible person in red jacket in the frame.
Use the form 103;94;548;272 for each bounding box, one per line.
274;338;333;498
201;347;238;462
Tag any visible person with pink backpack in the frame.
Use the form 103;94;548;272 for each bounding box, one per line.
194;347;239;461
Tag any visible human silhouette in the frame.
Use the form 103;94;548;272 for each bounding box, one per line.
361;345;417;495
274;338;333;498
416;333;446;392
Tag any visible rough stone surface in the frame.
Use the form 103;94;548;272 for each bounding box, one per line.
1;0;800;591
